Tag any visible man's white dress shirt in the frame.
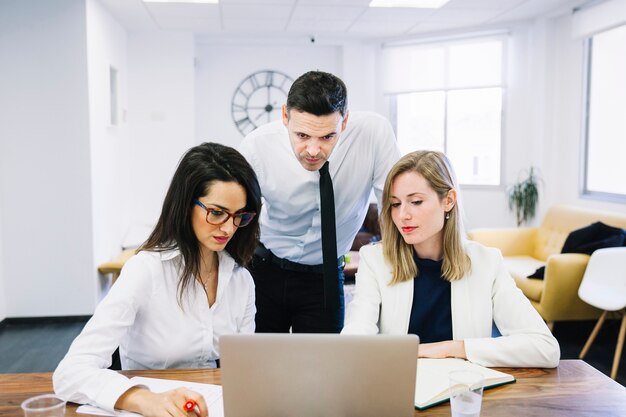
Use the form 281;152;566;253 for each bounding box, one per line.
53;249;255;412
239;111;400;265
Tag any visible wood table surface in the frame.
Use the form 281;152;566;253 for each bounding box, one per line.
1;360;624;417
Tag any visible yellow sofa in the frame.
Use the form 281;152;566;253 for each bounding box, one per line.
468;204;626;328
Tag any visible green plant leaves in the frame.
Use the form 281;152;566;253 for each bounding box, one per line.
508;167;539;227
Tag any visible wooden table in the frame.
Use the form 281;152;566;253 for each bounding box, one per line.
1;360;624;417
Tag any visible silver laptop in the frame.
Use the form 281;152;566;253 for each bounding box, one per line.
220;333;419;417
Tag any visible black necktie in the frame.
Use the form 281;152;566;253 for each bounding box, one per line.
319;161;339;312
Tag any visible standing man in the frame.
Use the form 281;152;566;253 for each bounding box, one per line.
239;70;399;333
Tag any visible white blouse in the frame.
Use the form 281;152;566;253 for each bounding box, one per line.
53;249;255;412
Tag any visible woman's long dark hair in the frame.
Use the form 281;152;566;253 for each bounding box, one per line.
139;142;261;305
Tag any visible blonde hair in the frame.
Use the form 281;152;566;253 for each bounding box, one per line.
381;151;471;284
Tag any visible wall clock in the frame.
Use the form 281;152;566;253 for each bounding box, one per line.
231;70;294;136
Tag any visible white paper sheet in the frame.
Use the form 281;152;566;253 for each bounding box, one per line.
76;376;224;417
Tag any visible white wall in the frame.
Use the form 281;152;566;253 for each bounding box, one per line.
0;3;198;318
546;12;625;214
0;203;5;322
461;24;543;230
376;23;555;230
341;42;378;113
194;34;560;232
155;4;626;238
1;2;624;319
427;12;626;231
86;0;131;297
126;37;375;249
128;32;196;228
195;40;342;149
483;10;626;226
0;0;96;317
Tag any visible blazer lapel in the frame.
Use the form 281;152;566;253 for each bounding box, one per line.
450;275;473;340
389;278;414;334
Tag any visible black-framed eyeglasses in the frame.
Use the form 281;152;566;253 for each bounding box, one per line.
194;198;256;228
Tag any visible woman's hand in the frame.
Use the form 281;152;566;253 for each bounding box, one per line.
115;386;209;417
418;340;467;360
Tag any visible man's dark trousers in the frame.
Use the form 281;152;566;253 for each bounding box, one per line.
249;251;345;333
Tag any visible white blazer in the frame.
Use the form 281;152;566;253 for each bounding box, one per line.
342;241;560;368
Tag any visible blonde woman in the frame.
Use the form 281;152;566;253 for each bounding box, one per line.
342;151;559;368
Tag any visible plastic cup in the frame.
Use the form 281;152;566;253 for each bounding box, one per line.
21;394;66;417
449;370;484;417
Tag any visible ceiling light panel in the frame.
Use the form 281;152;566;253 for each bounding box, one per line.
143;0;218;4
369;0;450;8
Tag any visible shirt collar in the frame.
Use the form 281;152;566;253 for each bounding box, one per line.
159;248;181;261
158;247;237;272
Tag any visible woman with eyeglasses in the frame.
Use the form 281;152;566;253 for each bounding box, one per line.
54;142;261;417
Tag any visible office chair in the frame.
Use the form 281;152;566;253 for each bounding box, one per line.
578;247;626;379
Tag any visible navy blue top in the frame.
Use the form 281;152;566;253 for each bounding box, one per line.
407;254;453;343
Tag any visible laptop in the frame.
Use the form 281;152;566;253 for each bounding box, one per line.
220;333;419;417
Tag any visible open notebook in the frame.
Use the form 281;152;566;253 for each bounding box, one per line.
414;358;515;410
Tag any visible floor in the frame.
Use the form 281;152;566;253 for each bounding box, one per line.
0;308;623;387
0;317;87;373
551;318;625;386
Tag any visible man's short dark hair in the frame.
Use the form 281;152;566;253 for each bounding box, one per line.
286;71;348;117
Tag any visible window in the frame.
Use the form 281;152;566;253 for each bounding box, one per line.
383;37;505;186
583;24;626;199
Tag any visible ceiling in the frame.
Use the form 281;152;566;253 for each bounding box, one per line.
98;0;589;41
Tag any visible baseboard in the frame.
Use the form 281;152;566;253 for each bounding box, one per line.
0;315;91;329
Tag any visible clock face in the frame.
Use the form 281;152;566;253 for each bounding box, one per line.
231;70;294;136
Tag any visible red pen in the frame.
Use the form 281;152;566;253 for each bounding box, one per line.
183;400;197;412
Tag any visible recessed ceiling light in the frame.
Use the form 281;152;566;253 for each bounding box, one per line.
369;0;450;8
143;0;218;4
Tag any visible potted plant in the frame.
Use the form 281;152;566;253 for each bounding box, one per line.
508;167;540;227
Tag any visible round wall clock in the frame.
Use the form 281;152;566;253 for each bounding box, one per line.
231;70;294;136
